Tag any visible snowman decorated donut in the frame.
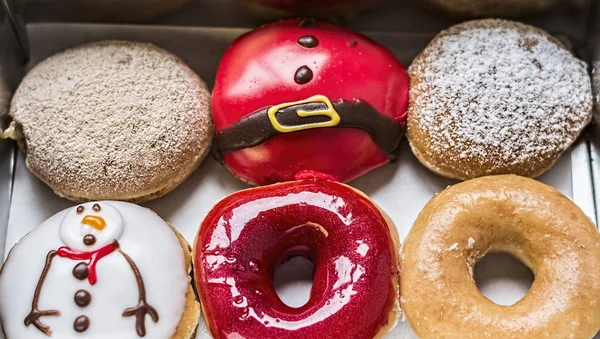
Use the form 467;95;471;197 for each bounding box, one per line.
212;18;409;185
0;202;199;339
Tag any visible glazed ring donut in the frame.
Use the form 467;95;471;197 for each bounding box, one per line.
400;175;600;339
407;19;592;180
193;179;401;338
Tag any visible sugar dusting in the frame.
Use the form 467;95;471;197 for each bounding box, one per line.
10;41;213;200
408;19;592;178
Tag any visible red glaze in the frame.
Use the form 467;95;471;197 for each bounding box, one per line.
194;180;400;338
56;242;116;285
212;19;409;185
293;170;338;182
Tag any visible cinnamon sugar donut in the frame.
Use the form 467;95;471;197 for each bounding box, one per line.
407;19;592;180
7;41;214;202
401;175;600;339
422;0;559;17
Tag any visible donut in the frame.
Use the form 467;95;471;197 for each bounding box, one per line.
7;40;214;202
0;201;199;338
20;0;188;22
407;19;592;180
193;179;401;338
593;48;600;133
243;0;386;21
400;175;600;338
211;18;409;186
422;0;559;17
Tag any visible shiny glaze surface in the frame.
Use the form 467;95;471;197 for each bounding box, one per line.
401;175;600;339
194;180;399;338
211;19;409;185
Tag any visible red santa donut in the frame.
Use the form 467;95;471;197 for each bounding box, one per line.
193;179;401;338
212;18;409;185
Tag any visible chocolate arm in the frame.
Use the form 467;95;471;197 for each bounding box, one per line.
115;241;159;337
24;250;61;336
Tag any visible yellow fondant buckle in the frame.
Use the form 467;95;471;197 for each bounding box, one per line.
267;95;341;133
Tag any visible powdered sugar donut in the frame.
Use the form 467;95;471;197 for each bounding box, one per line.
7;41;214;202
407;19;592;180
593;47;600;133
0;201;199;339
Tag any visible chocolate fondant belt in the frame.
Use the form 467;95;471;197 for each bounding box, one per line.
213;95;404;161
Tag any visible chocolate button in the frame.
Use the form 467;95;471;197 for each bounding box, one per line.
74;290;92;307
294;66;313;85
298;35;319;48
74;315;90;332
73;263;89;280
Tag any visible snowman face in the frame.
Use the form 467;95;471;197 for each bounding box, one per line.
60;202;124;251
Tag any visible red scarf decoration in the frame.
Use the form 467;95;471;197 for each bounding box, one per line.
56;241;116;285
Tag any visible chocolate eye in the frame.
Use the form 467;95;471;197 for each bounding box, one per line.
93;203;101;212
76;206;85;214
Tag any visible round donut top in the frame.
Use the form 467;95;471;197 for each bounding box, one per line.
10;41;213;201
401;175;600;338
408;19;592;179
0;201;189;339
211;18;409;130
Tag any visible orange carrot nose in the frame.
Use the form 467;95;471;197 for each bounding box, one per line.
81;215;106;231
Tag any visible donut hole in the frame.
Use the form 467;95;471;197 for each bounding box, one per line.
274;255;315;308
474;253;534;306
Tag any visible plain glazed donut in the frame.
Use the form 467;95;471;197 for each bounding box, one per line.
407;19;592;180
400;175;600;339
193;179;400;338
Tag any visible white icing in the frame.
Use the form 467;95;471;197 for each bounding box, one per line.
60;202;124;251
0;201;189;339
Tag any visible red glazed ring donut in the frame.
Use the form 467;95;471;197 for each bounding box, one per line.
212;19;409;185
193;180;401;338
